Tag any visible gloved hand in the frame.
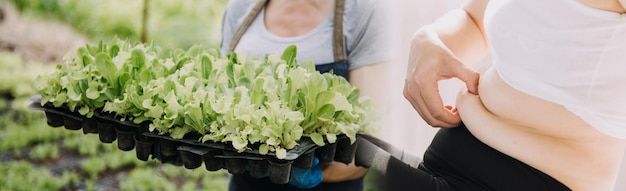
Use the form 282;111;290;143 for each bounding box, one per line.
288;157;323;189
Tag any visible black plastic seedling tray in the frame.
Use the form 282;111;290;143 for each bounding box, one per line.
144;131;320;184
29;95;360;184
143;131;318;161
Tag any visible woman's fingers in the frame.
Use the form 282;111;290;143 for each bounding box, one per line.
452;65;480;95
439;56;480;94
403;81;430;124
404;56;478;128
403;72;460;128
419;76;461;128
404;27;479;128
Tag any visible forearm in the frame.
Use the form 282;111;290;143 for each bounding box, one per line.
349;62;390;112
417;2;490;66
320;161;368;182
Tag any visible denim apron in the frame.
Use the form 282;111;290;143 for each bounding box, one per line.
228;0;363;190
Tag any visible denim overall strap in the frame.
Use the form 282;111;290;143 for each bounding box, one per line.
332;0;347;62
228;0;267;52
310;0;349;80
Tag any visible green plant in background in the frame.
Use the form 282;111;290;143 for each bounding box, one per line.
0;1;238;190
0;52;56;99
119;168;177;191
0;52;79;155
7;0;226;49
35;39;376;159
0;161;80;191
0;46;233;190
81;157;107;179
80;144;147;178
28;143;60;161
62;134;118;156
119;165;229;191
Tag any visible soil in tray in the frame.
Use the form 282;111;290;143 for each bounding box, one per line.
268;159;292;185
96;119;117;143
115;126;136;151
44;111;64;127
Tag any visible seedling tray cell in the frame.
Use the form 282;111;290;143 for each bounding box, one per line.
134;134;154;161
82;118;98;134
334;136;359;164
248;159;269;178
178;146;203;169
115;126;136;151
62;115;82;130
44;110;64;127
96;119;117;143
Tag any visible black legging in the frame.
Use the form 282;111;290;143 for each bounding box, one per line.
378;124;571;191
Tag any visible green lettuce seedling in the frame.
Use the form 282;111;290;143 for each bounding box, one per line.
35;39;375;159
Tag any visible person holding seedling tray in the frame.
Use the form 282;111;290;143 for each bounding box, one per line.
220;0;390;190
31;0;389;189
33;38;384;190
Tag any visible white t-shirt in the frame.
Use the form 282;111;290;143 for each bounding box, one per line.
485;0;626;138
220;0;390;70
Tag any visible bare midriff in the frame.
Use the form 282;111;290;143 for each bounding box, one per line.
456;66;626;191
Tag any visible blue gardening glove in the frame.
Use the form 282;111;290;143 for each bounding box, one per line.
288;157;323;189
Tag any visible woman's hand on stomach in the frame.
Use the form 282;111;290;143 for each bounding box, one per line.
456;66;626;191
404;26;480;128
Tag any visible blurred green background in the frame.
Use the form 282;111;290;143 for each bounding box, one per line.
0;0;380;190
7;0;226;49
0;0;231;190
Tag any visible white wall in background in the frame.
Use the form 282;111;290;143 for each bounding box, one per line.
382;0;463;159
